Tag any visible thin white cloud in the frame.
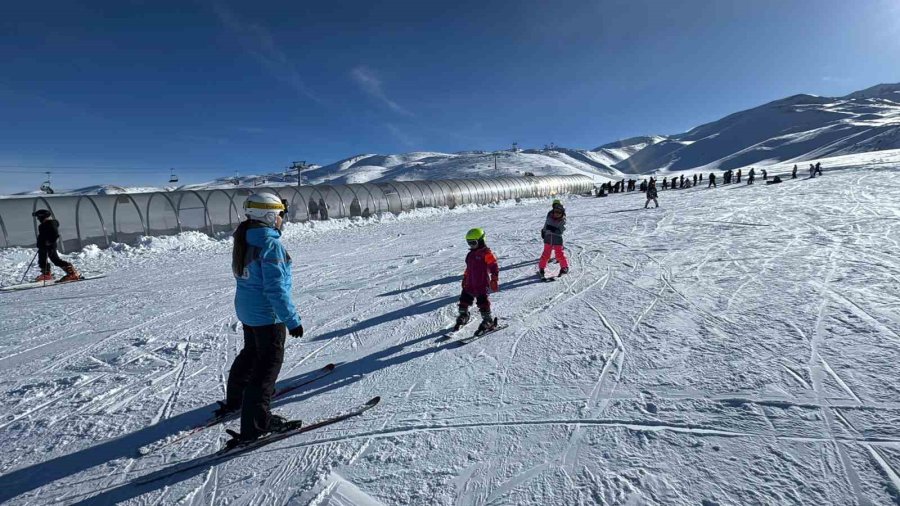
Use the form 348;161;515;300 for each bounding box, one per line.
352;66;414;117
212;3;322;104
385;123;416;147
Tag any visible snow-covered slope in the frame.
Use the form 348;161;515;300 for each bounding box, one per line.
8;184;171;197
591;135;668;167
187;149;624;191
620;84;900;174
0;157;898;505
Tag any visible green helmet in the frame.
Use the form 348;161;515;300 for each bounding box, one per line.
465;228;485;242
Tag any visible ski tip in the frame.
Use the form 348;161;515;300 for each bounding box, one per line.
366;396;381;407
323;363;336;371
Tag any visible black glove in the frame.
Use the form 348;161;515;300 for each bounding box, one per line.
289;325;304;338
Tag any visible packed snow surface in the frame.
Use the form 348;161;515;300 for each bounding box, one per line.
0;162;899;505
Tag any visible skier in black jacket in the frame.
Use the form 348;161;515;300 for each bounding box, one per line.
32;209;81;282
644;181;659;208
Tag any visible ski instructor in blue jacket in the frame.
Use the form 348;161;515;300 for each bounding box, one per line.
218;192;304;448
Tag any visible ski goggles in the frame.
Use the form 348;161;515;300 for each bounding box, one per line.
466;239;480;247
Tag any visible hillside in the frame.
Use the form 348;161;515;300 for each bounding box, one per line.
191;82;900;187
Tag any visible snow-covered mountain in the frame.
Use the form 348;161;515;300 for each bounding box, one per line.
195;82;899;187
17;82;900;196
623;83;900;174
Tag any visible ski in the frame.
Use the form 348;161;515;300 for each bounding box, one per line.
436;316;472;343
0;274;107;292
138;363;336;456
541;276;557;283
455;319;508;346
134;396;380;485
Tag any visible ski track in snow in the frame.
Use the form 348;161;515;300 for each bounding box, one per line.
0;167;899;505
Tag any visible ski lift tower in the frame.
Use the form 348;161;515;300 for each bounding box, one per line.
290;161;310;187
492;152;501;176
40;171;54;194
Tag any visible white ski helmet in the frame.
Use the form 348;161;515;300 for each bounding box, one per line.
243;192;285;226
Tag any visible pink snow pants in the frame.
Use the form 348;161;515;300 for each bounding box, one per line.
538;244;568;270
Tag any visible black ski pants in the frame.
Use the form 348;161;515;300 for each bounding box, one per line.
459;291;491;313
226;323;286;439
38;246;72;274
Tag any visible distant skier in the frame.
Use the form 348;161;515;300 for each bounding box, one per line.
539;201;569;279
307;199;319;220
762;169;768;181
708;173;717;188
766;175;783;185
31;209;81;282
318;198;329;219
816;162;823;176
662;177;669;190
699;173;703;182
748;168;755;185
645;181;659;209
736;169;742;183
724;169;732;184
220;193;304;448
457;228;500;334
692;174;698;186
792;165;798;179
639;179;648;192
809;164;816;178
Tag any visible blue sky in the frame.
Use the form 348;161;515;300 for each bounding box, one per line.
1;0;898;193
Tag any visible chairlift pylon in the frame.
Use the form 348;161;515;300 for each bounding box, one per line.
40;171;54;194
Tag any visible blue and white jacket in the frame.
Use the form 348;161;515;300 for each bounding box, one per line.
234;226;302;330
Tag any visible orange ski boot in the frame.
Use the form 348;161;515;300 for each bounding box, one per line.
59;265;82;282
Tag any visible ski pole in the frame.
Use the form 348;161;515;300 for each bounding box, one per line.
19;251;38;284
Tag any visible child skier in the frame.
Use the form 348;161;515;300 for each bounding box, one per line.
456;228;500;334
31;209;81;282
539;201;569;279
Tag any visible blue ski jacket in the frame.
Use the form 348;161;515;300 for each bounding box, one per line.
234;226;302;330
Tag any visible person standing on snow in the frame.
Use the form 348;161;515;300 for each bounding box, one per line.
762;169;768;181
456;228;500;334
736;169;742;183
708;173;717;188
748;168;756;185
539;201;569;279
31;209;81;282
792;165;798;179
645;181;659;208
662;177;668;190
219;192;304;448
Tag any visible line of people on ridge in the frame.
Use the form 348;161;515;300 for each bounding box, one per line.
595;162;825;199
